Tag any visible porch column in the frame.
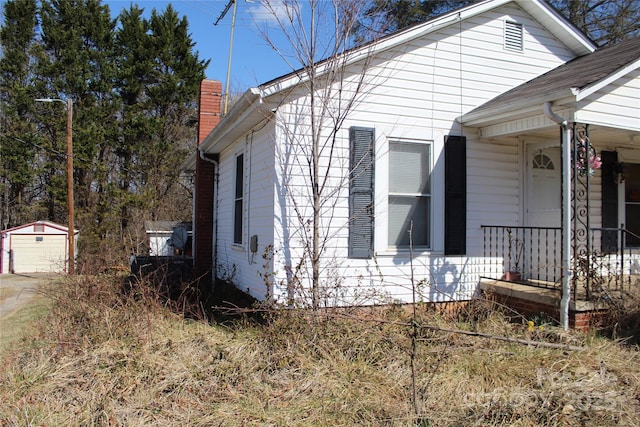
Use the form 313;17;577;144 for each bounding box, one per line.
571;124;596;299
561;124;573;330
544;102;572;330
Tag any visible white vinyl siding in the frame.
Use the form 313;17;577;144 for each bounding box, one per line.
213;123;276;300
267;2;579;304
576;71;640;132
214;2;586;304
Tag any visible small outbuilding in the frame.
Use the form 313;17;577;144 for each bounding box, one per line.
144;221;192;257
0;220;78;274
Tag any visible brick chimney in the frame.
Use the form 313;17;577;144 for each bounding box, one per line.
194;80;222;279
198;80;222;143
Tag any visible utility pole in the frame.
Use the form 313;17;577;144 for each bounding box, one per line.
35;98;75;274
215;0;237;115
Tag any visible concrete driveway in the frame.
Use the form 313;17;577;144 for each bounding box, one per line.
0;273;57;318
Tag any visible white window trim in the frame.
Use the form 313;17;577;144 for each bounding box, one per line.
378;137;441;255
232;148;245;248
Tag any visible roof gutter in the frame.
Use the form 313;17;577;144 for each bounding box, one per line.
199;149;218;165
543;101;572;331
543;101;567;126
461;89;573;125
199;87;265;153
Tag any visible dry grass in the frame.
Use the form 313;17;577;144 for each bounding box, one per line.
0;287;19;304
0;274;639;426
0;294;51;354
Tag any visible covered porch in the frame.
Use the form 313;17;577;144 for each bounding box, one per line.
480;224;640;300
461;38;640;328
478;224;640;331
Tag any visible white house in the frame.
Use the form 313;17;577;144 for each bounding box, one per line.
185;0;639;312
1;220;78;274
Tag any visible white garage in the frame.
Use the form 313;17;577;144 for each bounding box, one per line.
0;221;78;274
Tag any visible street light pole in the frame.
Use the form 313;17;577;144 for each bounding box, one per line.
35;98;75;274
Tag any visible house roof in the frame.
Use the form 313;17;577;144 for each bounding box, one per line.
1;220;77;235
462;37;640;125
257;0;594;96
193;0;595;157
144;221;192;234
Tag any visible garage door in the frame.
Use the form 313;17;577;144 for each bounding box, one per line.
11;234;67;273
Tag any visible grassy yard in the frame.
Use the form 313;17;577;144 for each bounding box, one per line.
0;274;638;426
0;295;51;354
0;286;19;304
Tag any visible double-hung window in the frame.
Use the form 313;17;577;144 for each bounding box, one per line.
388;141;431;249
233;153;244;245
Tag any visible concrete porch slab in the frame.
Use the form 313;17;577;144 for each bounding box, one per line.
479;278;611;330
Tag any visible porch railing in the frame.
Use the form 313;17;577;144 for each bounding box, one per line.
582;227;640;299
481;225;562;288
481;225;640;300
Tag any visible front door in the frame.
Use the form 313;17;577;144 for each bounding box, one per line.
528;145;561;227
527;144;562;281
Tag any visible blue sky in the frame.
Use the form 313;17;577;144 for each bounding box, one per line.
105;0;295;93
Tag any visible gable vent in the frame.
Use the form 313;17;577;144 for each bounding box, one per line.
505;21;523;51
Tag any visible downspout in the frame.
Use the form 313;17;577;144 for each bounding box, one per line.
199;149;219;284
543;102;571;330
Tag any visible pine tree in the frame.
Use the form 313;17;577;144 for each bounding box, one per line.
37;0;119;264
0;0;39;229
113;3;208;254
1;0;209;268
134;5;208;220
114;4;155;233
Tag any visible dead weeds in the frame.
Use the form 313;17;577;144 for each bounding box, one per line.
0;274;639;426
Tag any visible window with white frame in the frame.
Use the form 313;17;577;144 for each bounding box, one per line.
233;153;244;245
388;141;431;248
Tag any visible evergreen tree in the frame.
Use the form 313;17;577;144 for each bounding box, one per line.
0;0;39;229
129;5;208;220
113;4;208;254
1;0;209;269
114;4;154;233
37;0;120;265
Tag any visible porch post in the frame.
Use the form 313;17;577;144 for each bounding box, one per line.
544;102;572;330
560;124;572;330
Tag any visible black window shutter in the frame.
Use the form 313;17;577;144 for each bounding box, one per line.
349;127;375;258
601;151;618;253
444;135;466;255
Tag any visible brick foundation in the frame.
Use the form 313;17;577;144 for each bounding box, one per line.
480;279;610;332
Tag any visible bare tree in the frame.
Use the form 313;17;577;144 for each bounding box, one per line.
548;0;639;45
253;0;389;308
